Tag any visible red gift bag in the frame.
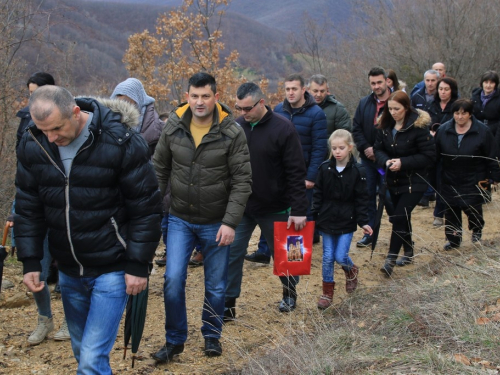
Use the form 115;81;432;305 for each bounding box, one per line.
273;221;314;276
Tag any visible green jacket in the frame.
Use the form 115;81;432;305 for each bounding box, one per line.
319;95;352;134
153;102;252;228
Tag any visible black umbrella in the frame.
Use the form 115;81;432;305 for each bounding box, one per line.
371;163;392;260
123;283;149;368
0;222;10;293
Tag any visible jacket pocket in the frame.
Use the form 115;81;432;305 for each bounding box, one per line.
110;217;127;249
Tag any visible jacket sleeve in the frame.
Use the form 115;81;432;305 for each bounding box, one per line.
352;101;370;154
335;102;352;132
221;127;252;229
153;124;172;198
306;109;328;182
483;127;500;182
399;129;436;171
14;140;47;274
282;127;308;216
353;166;370;227
373;129;390;169
311;165;324;218
120;134;162;277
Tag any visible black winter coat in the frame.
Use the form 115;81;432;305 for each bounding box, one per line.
311;157;369;235
15;106;31;148
435;116;500;207
374;110;436;194
471;87;500;139
427;99;457;126
15;97;162;278
352;93;383;161
236;107;309;217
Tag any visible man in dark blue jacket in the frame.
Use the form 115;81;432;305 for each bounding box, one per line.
274;74;328;243
352;67;394;247
15;86;162;374
225;82;309;317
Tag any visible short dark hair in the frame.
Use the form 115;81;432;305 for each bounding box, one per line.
378;90;415;129
285;73;305;87
368;67;387;79
188;72;217;94
236;82;265;101
451;98;474;115
480;70;499;90
435;77;458;103
29;86;75;121
27;72;55;88
308;74;328;87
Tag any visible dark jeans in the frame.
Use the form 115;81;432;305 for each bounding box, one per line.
363;159;394;228
444;204;484;246
226;212;299;300
386;191;424;260
255;234;271;257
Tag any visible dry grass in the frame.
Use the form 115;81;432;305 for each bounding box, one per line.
236;241;500;375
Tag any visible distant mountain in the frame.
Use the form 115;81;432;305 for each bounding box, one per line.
81;0;353;33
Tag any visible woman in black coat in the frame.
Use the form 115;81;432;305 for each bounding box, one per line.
434;99;500;250
471;70;500;145
427;77;459;126
374;91;435;276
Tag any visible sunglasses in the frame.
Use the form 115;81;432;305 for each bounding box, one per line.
235;100;260;112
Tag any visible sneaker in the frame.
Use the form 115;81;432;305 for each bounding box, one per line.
433;217;444;227
28;315;54;345
356;235;372;247
223;298;236;322
418;196;430;207
278;296;296;312
152;342;184;363
188;251;203;267
244;251;270;264
53;319;71;341
204;337;222;357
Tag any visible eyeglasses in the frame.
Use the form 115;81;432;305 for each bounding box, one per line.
235;100;260;112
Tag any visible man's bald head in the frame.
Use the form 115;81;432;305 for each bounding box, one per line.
29;85;76;122
432;62;446;78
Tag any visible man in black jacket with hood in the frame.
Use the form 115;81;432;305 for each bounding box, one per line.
224;82;309;317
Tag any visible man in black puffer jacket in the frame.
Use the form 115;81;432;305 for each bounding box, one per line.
15;86;162;374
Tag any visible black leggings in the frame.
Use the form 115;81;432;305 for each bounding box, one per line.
387;191;424;260
444;204;484;246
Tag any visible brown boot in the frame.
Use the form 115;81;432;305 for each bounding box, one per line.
317;281;335;309
343;265;359;294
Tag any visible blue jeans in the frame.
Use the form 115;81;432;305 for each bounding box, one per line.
226;212;299;300
33;236;52;318
255;234;271;257
362;159;394;228
319;232;354;283
163;214;229;344
59;271;128;375
13;200;52;317
161;214;169;246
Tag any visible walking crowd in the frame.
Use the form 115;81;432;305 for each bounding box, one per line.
6;62;500;373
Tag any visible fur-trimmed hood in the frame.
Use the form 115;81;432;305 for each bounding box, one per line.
377;108;431;130
79;96;140;129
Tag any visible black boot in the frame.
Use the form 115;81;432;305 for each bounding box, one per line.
278;283;297;312
380;257;396;277
396;242;414;267
223;297;236;322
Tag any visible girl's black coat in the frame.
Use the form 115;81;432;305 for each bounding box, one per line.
311;157;369;235
374;109;436;194
435;116;500;207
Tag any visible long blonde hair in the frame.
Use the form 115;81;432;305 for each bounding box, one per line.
328;129;356;159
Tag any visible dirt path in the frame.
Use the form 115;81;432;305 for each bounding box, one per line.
1;196;498;374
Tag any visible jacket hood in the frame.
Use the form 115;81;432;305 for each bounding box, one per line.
283;90;318;112
89;97;141;129
320;94;338;107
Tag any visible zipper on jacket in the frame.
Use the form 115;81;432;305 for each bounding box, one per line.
110;217;127;249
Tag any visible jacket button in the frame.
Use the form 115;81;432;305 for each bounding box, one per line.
118;138;122;142
126;133;129;136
